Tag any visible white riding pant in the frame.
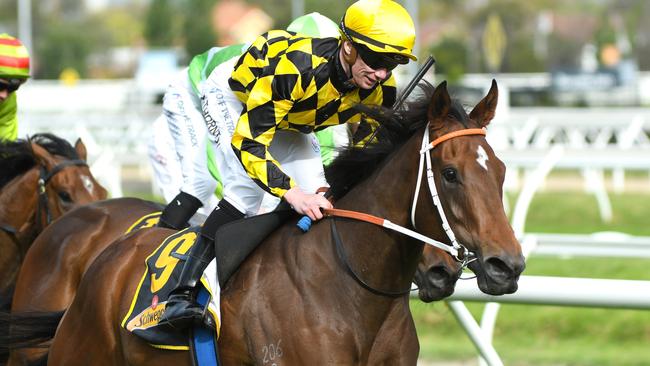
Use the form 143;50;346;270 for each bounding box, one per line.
148;114;220;217
201;58;328;216
148;114;182;202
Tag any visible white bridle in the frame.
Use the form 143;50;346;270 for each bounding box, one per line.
319;123;487;264
410;123;487;262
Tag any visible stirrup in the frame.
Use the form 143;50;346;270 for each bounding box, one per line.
160;291;200;327
162;305;215;331
201;307;217;330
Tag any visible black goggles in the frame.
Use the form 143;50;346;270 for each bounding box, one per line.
354;44;406;71
0;78;23;93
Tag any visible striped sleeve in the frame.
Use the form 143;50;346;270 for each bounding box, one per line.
231;53;305;197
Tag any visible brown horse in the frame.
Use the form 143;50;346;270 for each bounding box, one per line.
8;197;459;365
0;133;107;310
6;80;524;365
7;197;162;365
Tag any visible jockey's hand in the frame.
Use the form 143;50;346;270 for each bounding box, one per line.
284;187;333;221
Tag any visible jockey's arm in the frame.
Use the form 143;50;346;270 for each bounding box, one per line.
230;58;332;220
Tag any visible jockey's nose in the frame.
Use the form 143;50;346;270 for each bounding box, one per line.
374;68;389;80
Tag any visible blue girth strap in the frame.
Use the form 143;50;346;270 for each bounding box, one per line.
191;287;219;366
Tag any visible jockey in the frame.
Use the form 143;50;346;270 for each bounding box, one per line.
150;12;341;220
148;43;251;218
0;33;30;142
161;0;417;329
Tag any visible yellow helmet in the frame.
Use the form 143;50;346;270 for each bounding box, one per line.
340;0;417;64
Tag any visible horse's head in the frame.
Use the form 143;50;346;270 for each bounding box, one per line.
30;135;108;222
414;80;524;295
413;245;462;302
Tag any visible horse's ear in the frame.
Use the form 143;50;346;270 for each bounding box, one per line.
75;138;88;161
427;81;451;127
31;142;57;168
469;79;498;128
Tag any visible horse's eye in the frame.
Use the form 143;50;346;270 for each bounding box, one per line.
58;191;72;203
441;168;459;183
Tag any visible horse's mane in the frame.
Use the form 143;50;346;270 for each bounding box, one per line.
325;82;470;200
0;133;80;190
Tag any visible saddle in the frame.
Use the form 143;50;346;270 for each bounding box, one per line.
214;205;293;287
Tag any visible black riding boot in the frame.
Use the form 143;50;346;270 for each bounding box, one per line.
161;199;244;329
157;191;203;230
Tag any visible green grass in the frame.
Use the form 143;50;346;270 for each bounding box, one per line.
520;191;650;235
414;191;650;365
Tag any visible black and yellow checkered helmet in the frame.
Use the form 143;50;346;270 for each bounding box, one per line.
340;0;417;64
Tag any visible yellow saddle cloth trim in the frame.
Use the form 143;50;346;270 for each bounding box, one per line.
125;212;162;234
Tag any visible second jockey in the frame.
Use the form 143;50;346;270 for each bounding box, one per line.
0;33;30;142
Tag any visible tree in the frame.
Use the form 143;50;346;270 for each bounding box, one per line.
145;0;174;47
182;0;218;58
429;37;467;84
35;19;95;78
0;1;17;29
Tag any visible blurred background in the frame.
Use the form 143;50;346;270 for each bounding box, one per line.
2;0;650;365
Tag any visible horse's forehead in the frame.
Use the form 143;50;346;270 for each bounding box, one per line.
79;174;96;193
51;164;94;192
437;135;498;172
475;145;489;171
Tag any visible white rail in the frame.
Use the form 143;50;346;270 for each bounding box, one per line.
527;232;650;258
447;275;650;310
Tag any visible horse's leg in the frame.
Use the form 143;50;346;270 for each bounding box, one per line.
367;298;419;366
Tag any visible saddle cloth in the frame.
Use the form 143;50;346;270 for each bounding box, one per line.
121;226;221;349
120;207;293;349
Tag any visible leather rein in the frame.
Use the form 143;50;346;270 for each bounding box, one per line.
327;125;487;297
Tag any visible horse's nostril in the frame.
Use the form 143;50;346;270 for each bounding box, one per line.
427;266;452;286
484;257;514;281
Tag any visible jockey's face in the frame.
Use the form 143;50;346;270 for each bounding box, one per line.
342;41;393;90
0;83;9;102
350;53;391;89
0;78;22;103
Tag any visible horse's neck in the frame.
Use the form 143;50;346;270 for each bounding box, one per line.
329;130;425;299
0;169;40;241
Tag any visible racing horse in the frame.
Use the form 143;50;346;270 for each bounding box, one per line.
8;198;458;364
6;197;163;365
6;80;524;365
0;133;107;310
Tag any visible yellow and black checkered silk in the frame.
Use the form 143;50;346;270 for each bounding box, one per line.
229;30;396;197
